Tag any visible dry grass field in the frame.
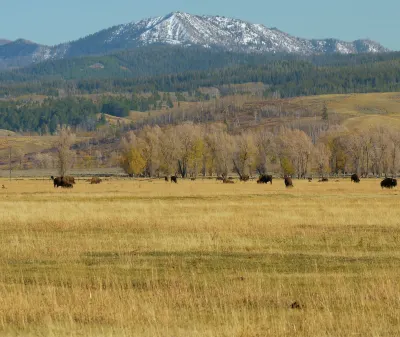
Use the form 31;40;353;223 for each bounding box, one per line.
0;178;399;336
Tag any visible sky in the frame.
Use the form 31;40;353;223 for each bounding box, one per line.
1;0;399;50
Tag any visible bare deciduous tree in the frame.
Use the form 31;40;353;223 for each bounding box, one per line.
55;126;76;176
313;142;331;178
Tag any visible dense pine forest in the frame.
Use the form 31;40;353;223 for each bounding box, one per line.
1;46;400;132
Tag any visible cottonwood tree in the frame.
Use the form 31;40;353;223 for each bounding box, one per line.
159;128;179;176
55;126;76;176
119;131;146;176
313;142;331;178
253;128;276;175
344;132;363;175
175;123;204;178
277;128;312;178
214;131;234;178
388;129;400;176
203;124;227;176
370;128;390;176
138;125;162;177
232;131;255;178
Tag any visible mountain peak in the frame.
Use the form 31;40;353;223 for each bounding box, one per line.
0;39;11;46
0;12;390;70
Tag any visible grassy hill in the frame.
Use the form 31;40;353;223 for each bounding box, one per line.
3;91;400;173
121;91;400;132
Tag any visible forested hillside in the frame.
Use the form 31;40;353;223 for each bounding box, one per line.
1;46;400;133
1;47;400;99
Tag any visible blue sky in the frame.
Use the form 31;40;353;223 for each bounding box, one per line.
1;0;399;50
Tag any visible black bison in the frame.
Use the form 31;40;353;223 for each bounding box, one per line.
51;176;74;188
240;175;250;182
216;176;224;181
51;176;63;188
171;176;178;184
308;177;313;182
318;177;329;182
284;176;293;188
257;174;272;184
90;177;102;184
191;177;196;181
164;176;169;182
381;178;397;189
223;179;235;184
351;174;360;183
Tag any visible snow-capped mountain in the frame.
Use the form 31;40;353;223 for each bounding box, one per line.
0;12;390;70
0;39;11;46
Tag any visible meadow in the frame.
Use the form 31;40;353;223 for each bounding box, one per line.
0;178;399;336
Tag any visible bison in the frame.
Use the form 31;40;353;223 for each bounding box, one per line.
164;176;169;182
240;175;250;182
257;174;272;184
51;176;63;188
90;177;102;184
171;176;178;184
318;177;329;182
351;174;360;183
381;178;397;189
308;177;313;182
51;176;74;188
284;176;293;188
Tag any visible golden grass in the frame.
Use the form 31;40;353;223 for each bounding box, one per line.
0;178;399;336
291;92;400;116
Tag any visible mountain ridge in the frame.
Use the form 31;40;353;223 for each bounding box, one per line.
0;12;390;70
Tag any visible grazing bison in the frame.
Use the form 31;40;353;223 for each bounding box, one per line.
257;174;273;184
164;176;169;182
318;177;329;182
284;176;293;188
223;179;234;184
51;176;63;188
240;175;250;182
381;177;397;189
90;177;102;184
308;177;313;182
216;176;224;181
51;176;74;188
171;176;178;184
351;174;360;183
191;177;196;181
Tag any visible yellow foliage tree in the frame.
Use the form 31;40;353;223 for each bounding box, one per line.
120;148;146;177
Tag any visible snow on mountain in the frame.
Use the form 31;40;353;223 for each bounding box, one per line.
91;12;388;55
0;12;390;69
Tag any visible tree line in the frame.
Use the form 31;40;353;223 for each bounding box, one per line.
0;97;98;133
2;48;400;98
117;123;400;179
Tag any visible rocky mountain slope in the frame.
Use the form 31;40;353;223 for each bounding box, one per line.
0;12;389;70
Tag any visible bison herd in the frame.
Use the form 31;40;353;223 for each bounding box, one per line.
49;174;398;190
